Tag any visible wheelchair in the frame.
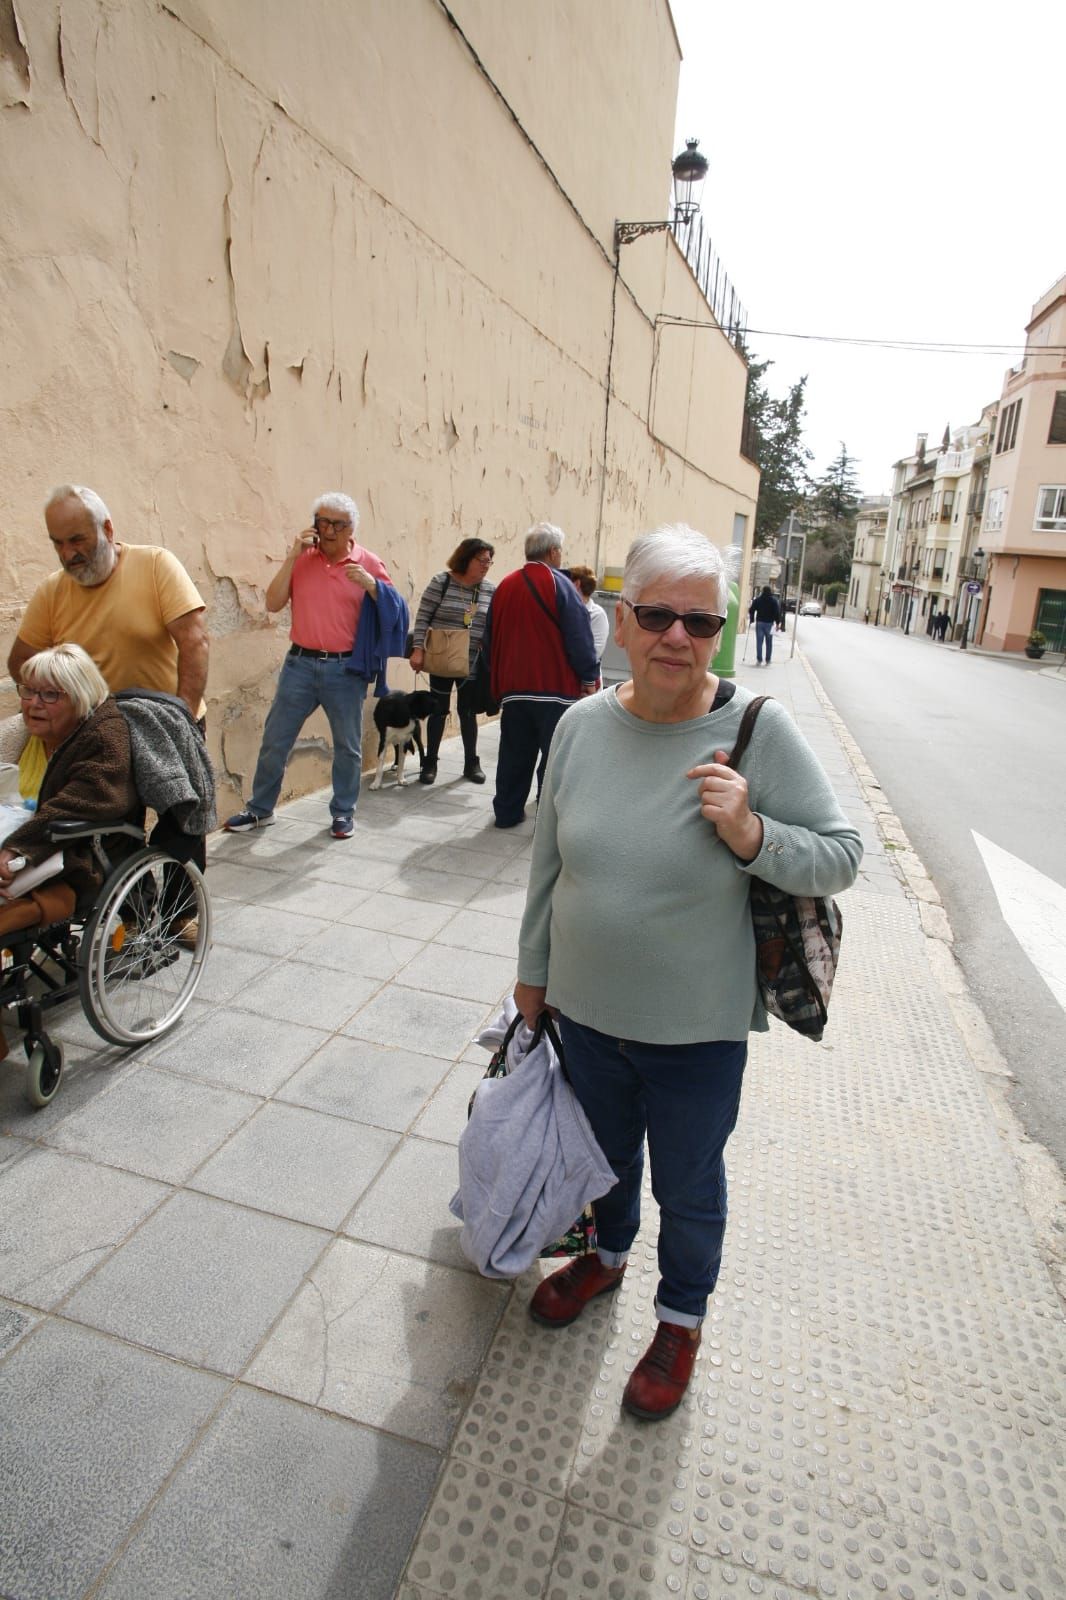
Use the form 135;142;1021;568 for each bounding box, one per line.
0;819;211;1108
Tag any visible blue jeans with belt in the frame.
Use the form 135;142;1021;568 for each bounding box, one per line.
559;1016;747;1327
248;652;368;819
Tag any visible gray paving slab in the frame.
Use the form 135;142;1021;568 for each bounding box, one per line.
44;1066;261;1183
409;1058;485;1145
295;921;425;978
62;1189;328;1374
95;1386;442;1600
253;875;374;921
379;864;486;908
0;1320;227;1600
279;1037;452;1132
396;943;515;1004
0;1295;40;1356
433;905;521;958
148;1006;331;1095
212;900;332;955
189;1100;398;1228
247;1236;508;1449
0;1146;166;1308
342;983;489;1059
185;943;282;1005
343;1135;473;1274
340;891;457;939
237;959;381;1031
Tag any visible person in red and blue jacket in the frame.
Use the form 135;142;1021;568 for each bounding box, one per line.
482;522;598;828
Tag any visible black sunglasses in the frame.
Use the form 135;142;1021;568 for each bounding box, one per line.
622;599;726;640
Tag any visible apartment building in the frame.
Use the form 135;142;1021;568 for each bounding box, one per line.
847;498;889;620
978;274;1066;652
881;408;996;640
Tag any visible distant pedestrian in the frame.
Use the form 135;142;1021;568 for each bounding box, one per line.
566;565;610;682
864;607;871;625
748;586;782;666
409;538;496;785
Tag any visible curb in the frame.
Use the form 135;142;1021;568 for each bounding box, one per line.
798;650;1066;1307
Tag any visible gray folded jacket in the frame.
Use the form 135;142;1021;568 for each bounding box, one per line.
450;1002;615;1280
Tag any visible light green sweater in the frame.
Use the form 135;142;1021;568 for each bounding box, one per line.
517;686;863;1043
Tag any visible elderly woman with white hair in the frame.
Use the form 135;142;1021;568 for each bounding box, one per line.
0;643;138;904
513;524;862;1422
224;491;391;840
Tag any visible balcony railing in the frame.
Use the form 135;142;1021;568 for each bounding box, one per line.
935;448;975;478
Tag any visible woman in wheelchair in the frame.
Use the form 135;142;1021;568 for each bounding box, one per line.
1;643;211;1106
0;643;138;912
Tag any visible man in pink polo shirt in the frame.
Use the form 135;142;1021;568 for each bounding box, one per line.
223;492;390;839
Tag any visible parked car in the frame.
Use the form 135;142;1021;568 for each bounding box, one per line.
799;600;822;617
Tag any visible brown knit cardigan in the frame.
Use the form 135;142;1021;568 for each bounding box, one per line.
5;698;139;895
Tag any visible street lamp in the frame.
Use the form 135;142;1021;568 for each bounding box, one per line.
614;139;709;247
598;141;710;568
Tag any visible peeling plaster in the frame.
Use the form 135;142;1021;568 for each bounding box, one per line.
0;0;30;106
166;350;201;382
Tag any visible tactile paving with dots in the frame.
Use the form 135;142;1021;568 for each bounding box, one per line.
402;878;1066;1599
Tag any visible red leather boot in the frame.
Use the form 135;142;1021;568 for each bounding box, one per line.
621;1322;701;1420
529;1255;626;1327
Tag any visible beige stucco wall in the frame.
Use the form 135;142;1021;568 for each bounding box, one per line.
0;0;757;813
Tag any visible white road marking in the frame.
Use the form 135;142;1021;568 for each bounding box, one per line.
972;832;1066;1014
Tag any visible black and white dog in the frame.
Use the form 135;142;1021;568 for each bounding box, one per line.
370;689;438;789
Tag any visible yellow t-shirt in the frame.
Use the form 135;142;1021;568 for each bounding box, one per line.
17;544;205;709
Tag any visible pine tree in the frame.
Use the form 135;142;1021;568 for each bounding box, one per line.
742;352;813;546
806;444;861;586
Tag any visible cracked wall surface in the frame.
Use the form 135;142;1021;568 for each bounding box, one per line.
0;0;758;813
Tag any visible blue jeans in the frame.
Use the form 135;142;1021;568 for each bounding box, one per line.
559;1016;747;1326
755;621;775;662
248;654;368;819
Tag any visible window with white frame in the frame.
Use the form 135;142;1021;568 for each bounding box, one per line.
985;488;1007;533
1035;486;1066;532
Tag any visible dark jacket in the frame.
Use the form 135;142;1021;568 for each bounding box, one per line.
484;563;598;705
749;591;782;625
6;698;139;895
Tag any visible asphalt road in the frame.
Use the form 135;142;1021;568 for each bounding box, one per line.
792;614;1066;1174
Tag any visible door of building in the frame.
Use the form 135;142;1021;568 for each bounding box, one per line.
1034;588;1066;651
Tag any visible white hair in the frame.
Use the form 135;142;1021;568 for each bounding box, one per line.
45;484;112;531
312;491;360;533
525;522;565;561
21;642;109;718
621;524;729;613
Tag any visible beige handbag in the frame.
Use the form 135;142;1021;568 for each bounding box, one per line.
421;573;474;678
423;626;472;677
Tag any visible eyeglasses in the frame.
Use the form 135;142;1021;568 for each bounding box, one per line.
622;599;726;640
313;516;352;535
18;684;66;705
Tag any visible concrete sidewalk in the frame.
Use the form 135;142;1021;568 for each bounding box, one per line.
2;654;1064;1600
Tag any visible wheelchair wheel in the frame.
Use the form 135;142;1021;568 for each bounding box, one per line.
26;1038;64;1108
78;849;211;1047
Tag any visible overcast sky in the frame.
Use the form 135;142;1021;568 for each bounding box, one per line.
669;0;1062;495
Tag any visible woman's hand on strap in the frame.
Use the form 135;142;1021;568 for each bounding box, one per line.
687;751;764;863
513;981;556;1030
409;646;425;672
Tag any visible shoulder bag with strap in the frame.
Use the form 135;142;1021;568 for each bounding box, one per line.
728;694;843;1041
422;573;475;678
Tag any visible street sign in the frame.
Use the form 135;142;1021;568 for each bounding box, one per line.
965;580;982;593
